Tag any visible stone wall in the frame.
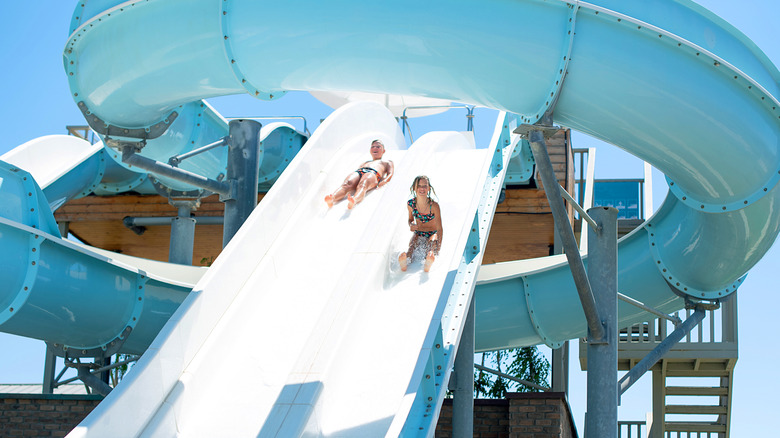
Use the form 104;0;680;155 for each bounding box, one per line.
0;394;102;438
1;391;577;437
436;392;578;438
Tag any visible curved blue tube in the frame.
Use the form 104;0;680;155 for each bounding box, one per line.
57;0;780;353
0;161;199;354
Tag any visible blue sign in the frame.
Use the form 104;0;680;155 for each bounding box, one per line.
593;180;642;219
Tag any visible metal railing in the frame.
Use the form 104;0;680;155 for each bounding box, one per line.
619;421;646;438
66;125;99;144
618;421;723;438
400;104;475;143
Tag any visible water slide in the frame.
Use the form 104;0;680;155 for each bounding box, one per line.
0;118;305;355
0;0;775;435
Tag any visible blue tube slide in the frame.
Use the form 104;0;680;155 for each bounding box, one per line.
52;0;779;355
0;159;203;355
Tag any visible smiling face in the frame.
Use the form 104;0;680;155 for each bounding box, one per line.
414;178;430;198
369;140;385;159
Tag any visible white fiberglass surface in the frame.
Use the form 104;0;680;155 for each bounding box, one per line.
69;102;410;437
155;137;487;436
297;134;489;435
0;135;101;189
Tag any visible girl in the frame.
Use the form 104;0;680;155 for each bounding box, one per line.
399;175;443;272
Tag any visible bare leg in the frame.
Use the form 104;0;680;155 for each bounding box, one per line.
325;173;360;207
348;177;378;209
424;251;435;272
399;252;408;272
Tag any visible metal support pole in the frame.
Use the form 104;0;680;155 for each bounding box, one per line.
169;204;196;265
222;119;262;248
121;145;230;196
551;218;569;395
124;216;224;227
528;129;605;341
42;344;57;394
551;341;569;393
474;363;550;392
57;221;69;239
452;295;475;437
618;306;707;396
77;366;112;396
586;206;618;438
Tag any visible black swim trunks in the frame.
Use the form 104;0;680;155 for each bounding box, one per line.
355;167;380;181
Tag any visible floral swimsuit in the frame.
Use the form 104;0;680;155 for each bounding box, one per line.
409;198;437;238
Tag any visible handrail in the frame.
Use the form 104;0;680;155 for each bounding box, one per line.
618;420;645;438
400;104;475;143
66;125;99;144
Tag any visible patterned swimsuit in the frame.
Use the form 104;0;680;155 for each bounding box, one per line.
355;167;380;181
409;198;437;238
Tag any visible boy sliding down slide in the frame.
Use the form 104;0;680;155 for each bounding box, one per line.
324;140;394;209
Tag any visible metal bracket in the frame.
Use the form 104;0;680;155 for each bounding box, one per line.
149;176;213;202
46;326;133;359
77;101;178;141
513;124;562;140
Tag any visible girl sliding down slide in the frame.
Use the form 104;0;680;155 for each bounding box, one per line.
399;175;443;273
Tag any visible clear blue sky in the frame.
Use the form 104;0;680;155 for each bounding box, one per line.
0;1;777;436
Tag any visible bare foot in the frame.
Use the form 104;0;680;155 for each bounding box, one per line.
347;194;356;210
399;253;408;272
324;194;334;208
424;253;435;272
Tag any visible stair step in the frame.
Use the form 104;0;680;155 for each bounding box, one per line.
666;404;728;415
666;386;729;396
664;368;731;378
665;421;727;433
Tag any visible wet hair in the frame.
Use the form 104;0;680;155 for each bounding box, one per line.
371;139;384;148
410;175;437;204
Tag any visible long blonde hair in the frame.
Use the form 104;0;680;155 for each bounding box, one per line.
409;175;437;205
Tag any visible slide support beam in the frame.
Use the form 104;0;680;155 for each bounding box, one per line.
585;206;618;438
169;202;197;265
525;127;605;342
618;305;708;397
222;119;262;247
452;295;475;437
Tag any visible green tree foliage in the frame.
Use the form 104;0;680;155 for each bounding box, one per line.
474;347;550;398
109;354;135;387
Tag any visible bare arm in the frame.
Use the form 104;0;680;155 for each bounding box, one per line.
429;202;443;253
378;160;394;187
407;204;418;231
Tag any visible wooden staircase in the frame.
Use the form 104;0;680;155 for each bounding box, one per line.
581;295;738;438
656;363;734;437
